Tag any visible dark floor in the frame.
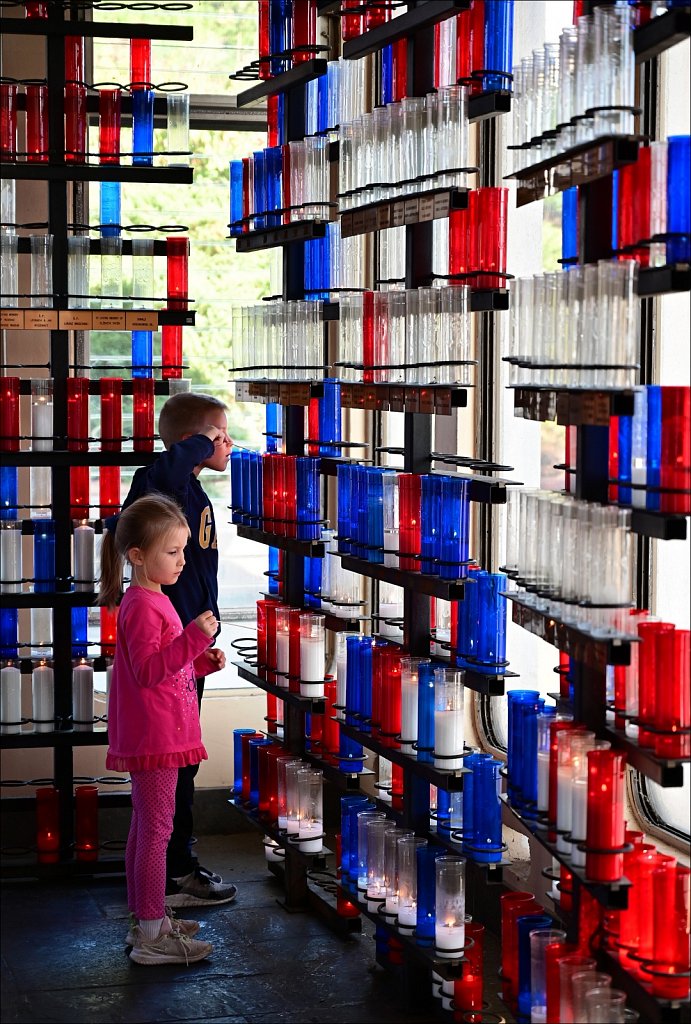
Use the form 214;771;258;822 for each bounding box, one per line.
1;832;511;1024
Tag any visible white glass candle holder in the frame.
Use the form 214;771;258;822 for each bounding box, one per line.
30;234;53;308
31;378;53;452
275;605;292;689
299;612;325;696
30;466;52;519
400;656;428;755
357;809;386;896
366;817;397;911
433;668;465;770
67;236;89;309
556;729;595;855
32;658;54;733
100;236;122;309
0;521;22;594
167;92;190;166
1;178;16;229
384;826;414;917
0;660;22;734
397;835;427;932
131;237;154;308
1;231;19;308
72;658;94;731
277;757;303;830
285;759;307;834
31;607;52;657
297;768;323;853
435;855;466;958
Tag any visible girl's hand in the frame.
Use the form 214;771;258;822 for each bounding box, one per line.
205;648;226;672
195;610;218;638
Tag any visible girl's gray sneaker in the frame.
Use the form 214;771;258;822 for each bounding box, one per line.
129;924;212;966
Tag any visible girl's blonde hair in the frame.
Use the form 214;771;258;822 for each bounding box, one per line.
99;493;189;610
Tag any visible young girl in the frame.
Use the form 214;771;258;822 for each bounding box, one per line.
100;494;226;966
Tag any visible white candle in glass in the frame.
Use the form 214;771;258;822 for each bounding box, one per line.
397;901;417;929
434;709;464;770
275;633;290;689
300;637;324;695
0;523;22;593
73;521;95;592
32;660;54;733
298;818;323;853
556;764;573;855
435;920;466;956
31;381;53;451
400;678;418;755
1;663;22;734
537;750;550;813
72;660;94;731
31;607;52;656
570;778;588;869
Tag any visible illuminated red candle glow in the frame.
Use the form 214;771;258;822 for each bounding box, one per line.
36;786;60;863
99;467;121;519
335;834;360;919
500;891;540;1007
654;628;690;758
70;466;90;520
265;601;278;684
585;748;626;882
25;84;48;162
258;0;270;80
660;386;690;514
0;377;20;451
293;0;318;61
341;0;362;41
637;619;674;748
265;691;278;735
75;784;99;862
322;677;340;764
67;377;90;451
362;290;375;384
100;604;118;657
100;377;122;451
650;861;691;1000
161;324;183;380
0;83;18;161
398;473;421;572
132;378;154;452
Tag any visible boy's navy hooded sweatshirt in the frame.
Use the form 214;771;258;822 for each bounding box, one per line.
116;434;219;627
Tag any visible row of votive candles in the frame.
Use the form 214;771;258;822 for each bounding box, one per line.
338;284;475;385
504;491;633;634
1;604;117;660
0;234;188;311
0;658;108;734
27;784;100;864
230;452;321;539
507;261;639;388
510;5;635;169
0;519;97;592
230;300;324;379
609;385;691;513
256;601;326;696
0;377;159;452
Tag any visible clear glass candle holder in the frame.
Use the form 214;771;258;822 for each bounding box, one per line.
167;92;190;166
435;855;466;958
397;835;428;932
297;768;323;853
31;378;53;452
30;234;53;308
67;236;89;309
433;667;465;770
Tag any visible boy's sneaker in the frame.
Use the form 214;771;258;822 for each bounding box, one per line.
125;908;200;946
165;866;237;908
129;924;212;967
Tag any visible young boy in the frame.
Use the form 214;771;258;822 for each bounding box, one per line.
117;392;236;907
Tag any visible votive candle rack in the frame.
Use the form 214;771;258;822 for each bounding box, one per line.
231;300;323;381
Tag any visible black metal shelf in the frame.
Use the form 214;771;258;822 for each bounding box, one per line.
342;0;470;59
467;90;512;123
506;135;641;208
0;856;126;881
235;59;328;107
234;220;329;253
234;661;327;713
634;7;691;63
1;451;159;468
430;828;509;885
637;263;691;296
3;164;194;184
228;796;333;868
340;553;466;601
319;458;511;505
602;726;688;788
629;509;688;541
505;592;634;670
339;721;467;792
0;591;97;609
501;796;631;910
512;385;636;426
340;186;469;239
0;18;193;40
470;288;510;312
236;524;325;558
371;633;513;697
0;730;108;750
599;950;690;1024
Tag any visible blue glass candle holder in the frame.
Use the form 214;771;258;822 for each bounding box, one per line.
646;385;662;511
618;415;633;505
456;570;480;667
345;635;362;728
265;145;282;228
475;571;508;673
506;690;540;809
666;135;690;263
131;331;152;379
517;914;553;1021
266;403;281;454
470;756;503;863
0;607;18;659
416;844;443;943
241;451;252;523
341;795;371;879
317;70;329;134
233;728;258;795
319;379;341;457
367;469;385;565
253;150;267;229
416;661;436;764
296;456;320;540
348;802;375;879
33;518;55;592
230;159;244;237
268;547;280;594
562;188;578;265
248;736;272;807
353;466;368;559
358;636;373;733
381;44;394;105
462;751;489;857
339;728;364;774
483;0;515;94
421;475;442;575
99;180;121;237
132;89;155;166
230;450;244;525
0;466;18;519
269;0;287;76
440;476;470;581
304;556;321;608
337;463;352;554
71;605;88;658
436;787;451;839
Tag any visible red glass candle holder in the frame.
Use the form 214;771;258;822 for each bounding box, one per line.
660;386;691;514
616;842;656;969
500;891;540;1007
132;378;154;451
75;784;98;861
380;648;402;744
476;186;508;289
654;628;690;758
265;691;278;735
453;973;483;1022
308;396;320;455
100;605;117;656
392;37;408;101
36;786;60;863
161;324;183;380
323;677;340;764
100;377;122;451
560;865;574;913
310;706;324;753
258;741;281;817
258;0;270;80
1;83;18;161
166;236;189;310
67;377;89;451
398;473;421;571
585;749;626;882
262;454;275;531
267;94;280;148
293;0;318;60
70;466;90;520
99;466;120;519
130;38;151;88
65;35;84;83
456;0;485;91
288;607;301;694
341;0;363;41
265;601;278;684
545;941;580;1024
265;749;287;824
24;1;48;16
64;84;87;163
365;1;390;30
650;861;691;1000
449;206;469;277
637;619;675;748
363;290;375;383
0;377;20;451
617;147;651;265
257;597;278;678
26;83;48;162
283;455;297;539
99;87;121;165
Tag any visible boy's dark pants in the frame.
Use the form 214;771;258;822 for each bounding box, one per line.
166;677;205;880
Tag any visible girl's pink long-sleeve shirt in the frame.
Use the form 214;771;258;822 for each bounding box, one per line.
106;586;212;772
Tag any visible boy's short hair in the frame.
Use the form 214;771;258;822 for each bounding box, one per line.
158;392;228;449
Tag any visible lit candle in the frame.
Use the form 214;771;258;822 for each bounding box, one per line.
132;378;154;452
75;784;99;861
275;606;291;690
299;613;325;697
297;768;323;854
0;521;22;593
31;658;54;733
35;787;60;864
400;656;424;755
72;659;94;731
100;605;117;657
1;661;21;734
435;855;466;959
73;520;95;592
433;668;465;770
31;379;53;452
0;377;20;452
